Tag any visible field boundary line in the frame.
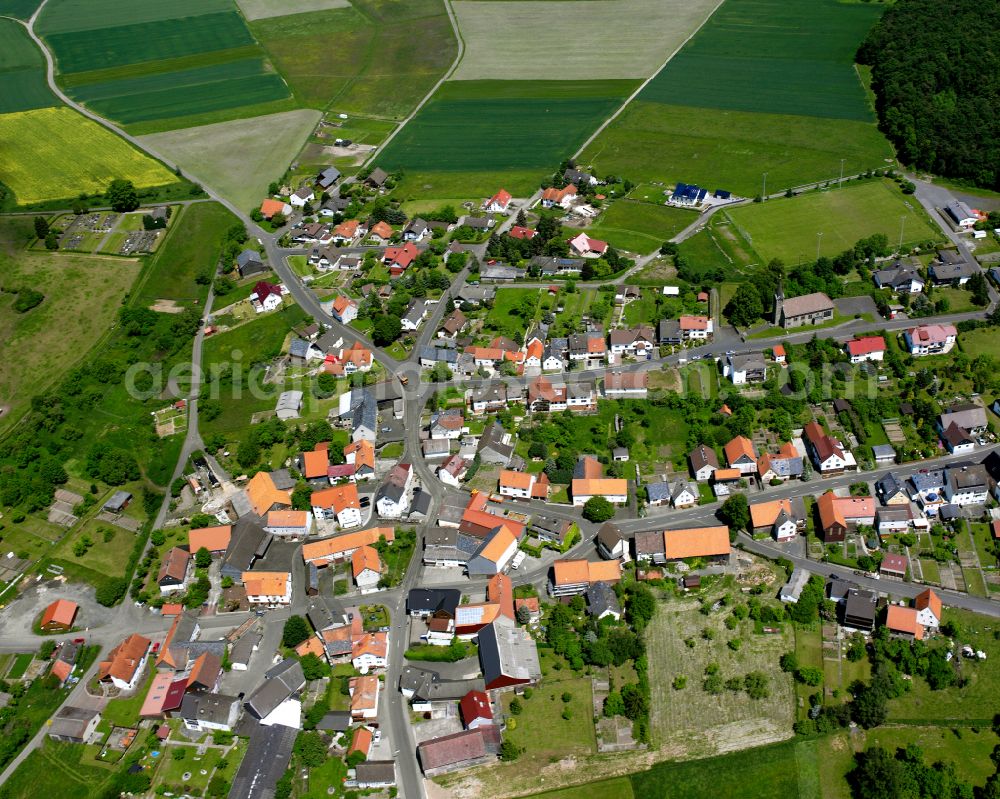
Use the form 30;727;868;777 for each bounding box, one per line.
573;0;726;159
362;0;465;167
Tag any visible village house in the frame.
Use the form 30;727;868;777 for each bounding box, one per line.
311;483;362;528
567;232;608;258
157;547;191;594
549;559;622;596
904;323;957;356
724;436;758;475
343;439;376;482
688;445;719;481
757;442;804;482
596;522;629;561
929;250;979;285
724;352;766;384
250;281;284;313
99;634;152;691
260;199;292;220
846;336;886;363
540;184;577;209
816;492;875;542
803;421;857;475
603;371;648;398
265;510;313;538
243;571;292;606
483;190;512;214
749;498;804;541
608;326;655;358
331;295;359;324
873;261;925;294
571;478;628;506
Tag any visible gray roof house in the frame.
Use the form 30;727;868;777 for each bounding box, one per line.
939;403;989;434
228;722;297;799
316;166;341;189
586;581;622;620
245;658;305;720
236;250;267;278
646;480;671;506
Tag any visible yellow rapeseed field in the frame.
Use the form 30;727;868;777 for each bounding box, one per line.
0;107;178;204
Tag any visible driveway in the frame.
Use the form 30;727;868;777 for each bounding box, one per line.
0;579;116;649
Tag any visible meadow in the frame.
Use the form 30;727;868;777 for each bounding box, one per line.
0;0;41;18
377;79;635;192
0;218;139;434
0;18;56;114
580;101;894;197
134;202;240;308
0;107;180;205
252;0;457;116
139;109;321;211
587;199;699;253
38;0;294;131
725;179;942;263
638;0;883;120
451;0;721;80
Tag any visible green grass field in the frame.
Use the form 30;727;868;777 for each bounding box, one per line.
639;0;883;121
959;326;1000;359
451;0;721;80
253;0;457;117
581;101;894;198
378;80;635;192
0;107;180;204
0;740;111;799
139;109;320;211
237;0;349;21
724;180;942;263
0;218;140;434
0;19;56;114
587;199;699;253
134;202;239;308
0;0;42;19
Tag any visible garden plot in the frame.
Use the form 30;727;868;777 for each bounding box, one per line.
451;0;723;80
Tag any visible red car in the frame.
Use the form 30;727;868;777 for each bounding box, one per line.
152;642;161;653
72;638;85;645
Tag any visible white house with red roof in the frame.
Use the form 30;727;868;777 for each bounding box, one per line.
568;232;608;258
679;315;713;340
483;189;512;213
331;295;359;324
250;281;284;313
383;242;419;276
846;336;885;363
540;184;577;209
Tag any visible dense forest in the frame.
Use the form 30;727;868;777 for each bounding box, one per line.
857;0;1000;189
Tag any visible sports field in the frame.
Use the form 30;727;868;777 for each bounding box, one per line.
377;80;635;192
451;0;721;80
237;0;349;20
0;217;139;435
140;109;321;211
581;102;894;197
0;18;56;114
38;0;294;130
725;179;942;263
252;0;457;116
587;200;699;253
583;0;894;195
0;107;180;204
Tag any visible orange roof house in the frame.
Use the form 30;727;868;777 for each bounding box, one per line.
369;221;393;240
352;632;388;662
662;526;730;560
351;545;382;579
311;483;360;513
723;435;757;467
302;447;330;479
266;510;310;532
260;198;287;219
885;605;923;639
914;589;942;624
749;499;793;530
302;527;395;565
296;636;325;659
188;525;232;553
99;633;151;687
242;571;290;600
577;456;603;479
487;574;515;620
499;470;534;492
571;478;628;499
349;726;373;758
246;471;293;517
40;599;78;630
551;558;622;589
50;658;73;683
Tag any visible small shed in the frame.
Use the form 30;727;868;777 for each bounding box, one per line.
103;491;132;514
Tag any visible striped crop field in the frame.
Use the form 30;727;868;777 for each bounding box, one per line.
36;0;294;131
0;18;56;114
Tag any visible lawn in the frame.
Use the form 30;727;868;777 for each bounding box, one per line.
587;200;698;254
581;100;893;199
640;0;883;121
526;778;634;799
451;0;721;80
0;217;139;434
141;109;320;211
102;669;154;727
969;522;997;570
644;591;795;757
0;0;43;19
0;18;57;114
888;608;1000;723
630;739;818;799
0;740;112;799
0;107;181;205
725;180;941;264
377;80;637;192
865;726;998;786
7;653;33;679
252;0;457;117
135;202;239;308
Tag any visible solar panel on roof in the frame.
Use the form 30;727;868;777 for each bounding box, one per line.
456;606;484;625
